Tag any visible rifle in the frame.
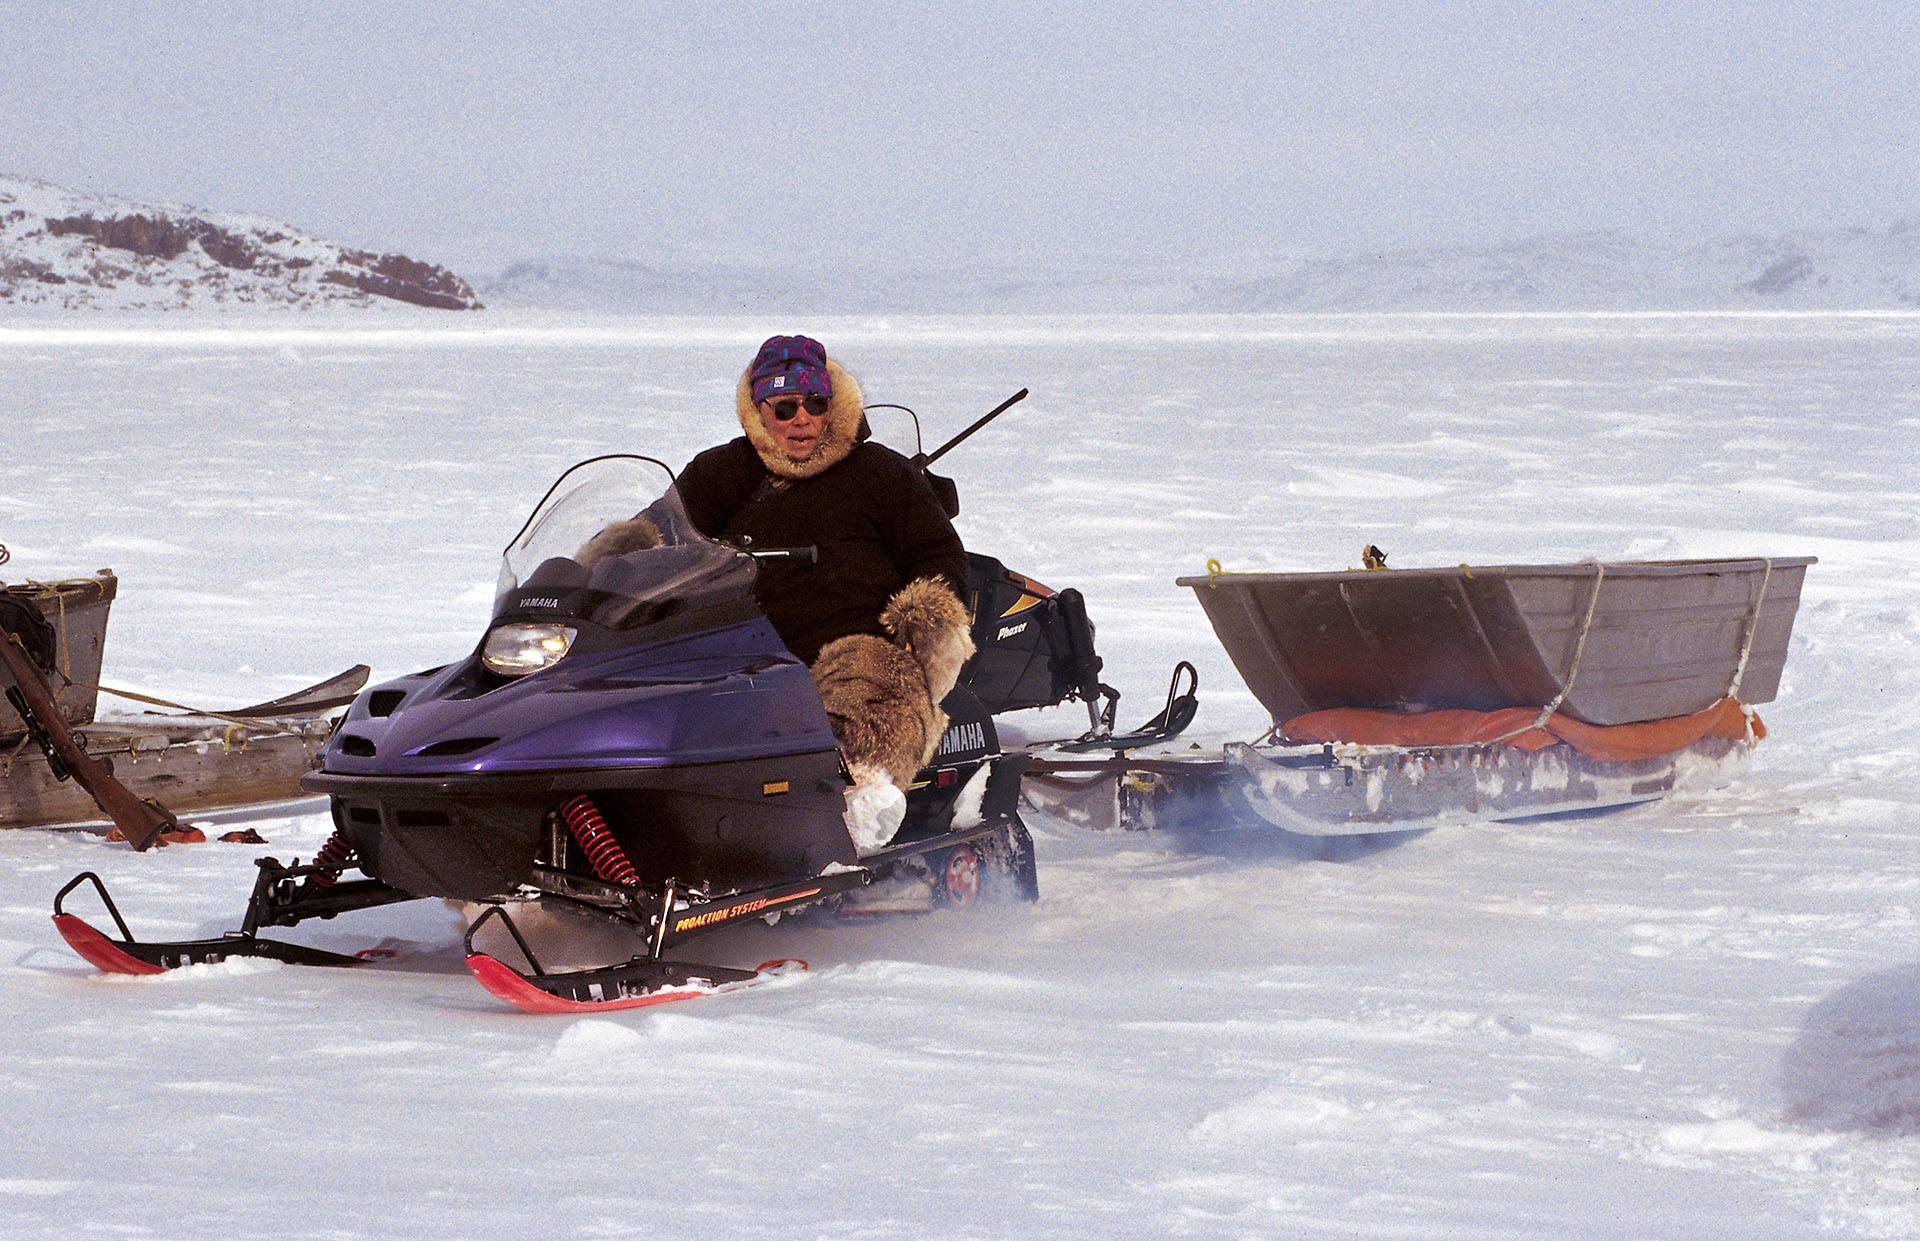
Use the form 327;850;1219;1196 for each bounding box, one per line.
1;630;177;850
892;388;1030;518
916;388;1029;470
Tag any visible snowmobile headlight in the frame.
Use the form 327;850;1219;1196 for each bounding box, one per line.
481;622;578;676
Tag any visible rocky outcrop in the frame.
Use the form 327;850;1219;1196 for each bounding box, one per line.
319;251;478;310
1;176;481;310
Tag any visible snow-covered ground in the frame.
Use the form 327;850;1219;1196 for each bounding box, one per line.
2;313;1915;1239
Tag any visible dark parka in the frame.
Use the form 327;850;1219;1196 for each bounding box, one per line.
674;359;968;666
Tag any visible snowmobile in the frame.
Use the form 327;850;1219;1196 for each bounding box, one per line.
52;446;1185;1012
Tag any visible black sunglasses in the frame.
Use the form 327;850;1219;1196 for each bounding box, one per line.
767;394;830;421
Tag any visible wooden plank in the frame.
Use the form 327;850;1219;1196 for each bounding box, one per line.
1;717;330;829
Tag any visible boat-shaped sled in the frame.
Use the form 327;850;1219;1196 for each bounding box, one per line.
1181;556;1811;726
3;570;365;831
1026;556;1811;836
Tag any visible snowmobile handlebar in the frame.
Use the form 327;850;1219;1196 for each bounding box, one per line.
743;544;818;563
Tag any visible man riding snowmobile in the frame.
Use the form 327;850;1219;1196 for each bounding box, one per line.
47;368;1194;1012
582;335;973;855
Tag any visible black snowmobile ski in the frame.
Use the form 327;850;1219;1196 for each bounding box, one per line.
458;805;1037;1013
52;863;415;974
466;936;805;1013
1046;661;1200;753
997;661;1200;755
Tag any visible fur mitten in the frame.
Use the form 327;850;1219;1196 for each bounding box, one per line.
879;577;975;705
811;578;975;796
841;762;907;854
575;515;663;566
812;635;943;796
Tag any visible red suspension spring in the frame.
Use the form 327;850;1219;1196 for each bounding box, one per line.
311;831;357;887
559;794;641;887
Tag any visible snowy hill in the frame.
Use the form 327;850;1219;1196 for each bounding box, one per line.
1201;227;1920;312
7;171;1910;314
479;224;1920;313
0;175;482;311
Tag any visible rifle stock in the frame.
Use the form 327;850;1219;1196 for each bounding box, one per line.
1;632;176;850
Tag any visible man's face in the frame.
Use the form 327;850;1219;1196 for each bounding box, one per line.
757;394;828;461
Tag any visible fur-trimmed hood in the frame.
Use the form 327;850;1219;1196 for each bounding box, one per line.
734;356;866;480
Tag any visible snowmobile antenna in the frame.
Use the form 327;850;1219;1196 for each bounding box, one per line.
917;388;1028;469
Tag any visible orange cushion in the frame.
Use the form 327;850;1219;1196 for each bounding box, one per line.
1282;697;1762;761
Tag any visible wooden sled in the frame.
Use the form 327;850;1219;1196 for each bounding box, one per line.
3;569;366;830
1025;556;1810;837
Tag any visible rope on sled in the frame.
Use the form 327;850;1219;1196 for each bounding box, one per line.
1536;559;1607;729
1726;558;1774;701
1483;558;1608;746
7;577;277;751
62;677;277;747
1;729;31;776
11;577;114;683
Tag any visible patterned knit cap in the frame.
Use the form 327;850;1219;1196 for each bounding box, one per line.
748;335;833;403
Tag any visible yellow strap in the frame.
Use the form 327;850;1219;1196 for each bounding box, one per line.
15;576;116;704
71;678;278;737
42;669;294;750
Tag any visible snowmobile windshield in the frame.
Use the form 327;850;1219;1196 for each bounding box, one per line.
493;455;756;631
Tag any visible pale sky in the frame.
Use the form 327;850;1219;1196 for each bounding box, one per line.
7;0;1916;270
